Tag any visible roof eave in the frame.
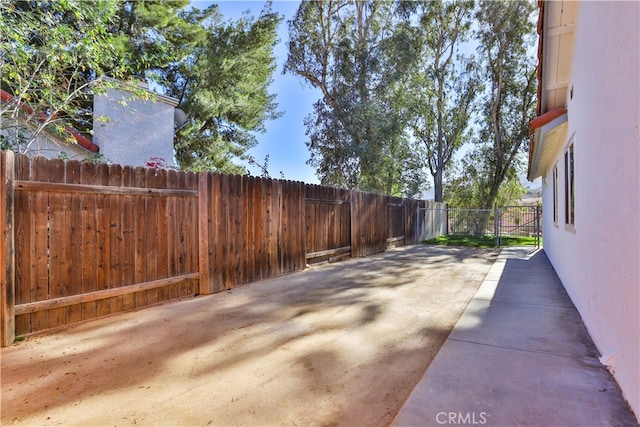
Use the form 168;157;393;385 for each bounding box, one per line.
527;107;568;181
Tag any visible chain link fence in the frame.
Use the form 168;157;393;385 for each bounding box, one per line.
417;205;542;247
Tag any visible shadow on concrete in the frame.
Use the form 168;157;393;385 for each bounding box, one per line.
2;245;498;426
392;248;638;427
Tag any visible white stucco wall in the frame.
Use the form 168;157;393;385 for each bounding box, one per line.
541;1;639;417
1;122;92;161
93;87;176;168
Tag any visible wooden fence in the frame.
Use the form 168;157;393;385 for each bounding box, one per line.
0;152;436;345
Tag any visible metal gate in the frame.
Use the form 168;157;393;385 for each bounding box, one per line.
417;205;542;247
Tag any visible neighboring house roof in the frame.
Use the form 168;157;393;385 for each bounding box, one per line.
0;88;99;153
528;0;577;181
102;77;180;108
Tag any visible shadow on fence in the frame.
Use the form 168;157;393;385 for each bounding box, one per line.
0;151;444;345
0;152;543;345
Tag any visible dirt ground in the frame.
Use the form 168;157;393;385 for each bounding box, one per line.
1;245;498;427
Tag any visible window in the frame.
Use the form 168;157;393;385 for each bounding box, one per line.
564;142;575;227
552;165;558;224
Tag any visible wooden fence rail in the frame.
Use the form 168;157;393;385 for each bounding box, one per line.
1;153;440;345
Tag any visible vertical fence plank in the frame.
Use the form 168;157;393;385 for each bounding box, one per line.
274;180;283;274
30;157;51;332
188;172;198;296
280;181;293;273
209;173;223;293
107;164;124;314
186;172;199;295
65;161;83;324
268;178;278;277
220;173;231;289
254;176;266;280
236;174;245;284
280;180;289;273
121;165;136;309
14;155;31;335
198;172;211;295
241;175;250;284
350;190;359;258
144;168;159;305
133;167;147;307
244;176;254;283
1;151;15;345
155;169;169;301
175;171;189;297
289;181;305;272
304;184;312;255
233;174;244;285
47;158;67;329
92;163;110;319
165;169;178;299
80;162;98;319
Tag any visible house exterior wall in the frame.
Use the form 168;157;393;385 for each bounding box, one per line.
1;122;91;161
93;87;176;168
541;1;639;417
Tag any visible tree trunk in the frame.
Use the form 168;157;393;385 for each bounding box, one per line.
434;167;443;203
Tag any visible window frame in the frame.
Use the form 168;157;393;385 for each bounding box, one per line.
564;139;575;231
552;163;559;226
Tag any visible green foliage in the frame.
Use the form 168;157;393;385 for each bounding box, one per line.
464;0;537;209
443;152;527;208
108;0;195;75
163;4;283;173
285;0;423;196
286;0;536;200
404;0;478;202
2;0;282;173
0;0;126;152
424;234;539;248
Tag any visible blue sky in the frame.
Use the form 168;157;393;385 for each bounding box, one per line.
190;1;320;183
189;1;539;192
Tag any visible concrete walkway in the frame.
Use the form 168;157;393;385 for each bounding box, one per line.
392;247;638;427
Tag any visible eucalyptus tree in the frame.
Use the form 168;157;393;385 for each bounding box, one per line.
443;151;526;208
404;0;478;202
285;0;421;195
466;0;537;209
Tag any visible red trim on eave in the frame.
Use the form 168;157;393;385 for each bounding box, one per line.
530;107;567;130
0;89;100;153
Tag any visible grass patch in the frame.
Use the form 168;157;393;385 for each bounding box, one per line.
423;234;540;248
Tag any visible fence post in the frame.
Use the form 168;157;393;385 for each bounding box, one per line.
494;205;500;247
350;190;360;258
1;151;15;346
536;204;541;248
445;202;449;235
198;172;212;295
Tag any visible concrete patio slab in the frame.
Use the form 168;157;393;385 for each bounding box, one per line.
1;245;499;427
392;247;638;427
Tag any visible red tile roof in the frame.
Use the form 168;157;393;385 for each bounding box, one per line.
0;89;99;153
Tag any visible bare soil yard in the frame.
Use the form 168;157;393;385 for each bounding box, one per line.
1;245;498;426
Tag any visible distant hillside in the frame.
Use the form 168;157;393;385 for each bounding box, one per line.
522;186;542;205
